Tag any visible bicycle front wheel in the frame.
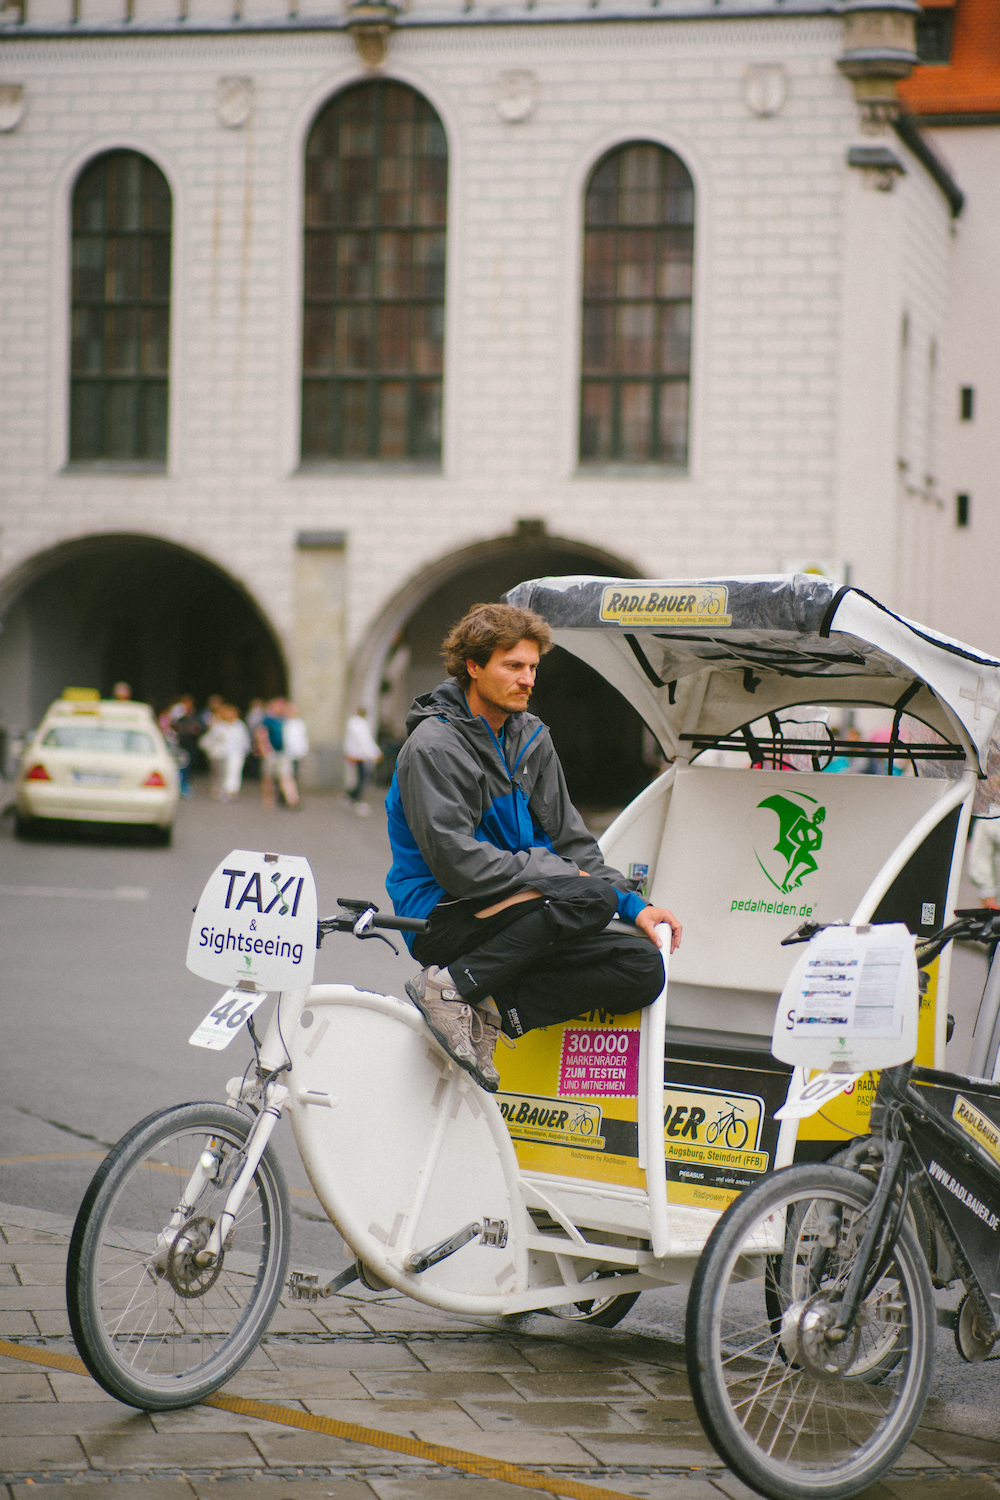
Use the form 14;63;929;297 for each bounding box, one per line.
686;1165;933;1500
67;1102;290;1410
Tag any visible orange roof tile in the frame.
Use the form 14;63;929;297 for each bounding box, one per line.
899;0;1000;116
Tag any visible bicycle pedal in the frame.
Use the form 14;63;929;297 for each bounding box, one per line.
287;1270;321;1301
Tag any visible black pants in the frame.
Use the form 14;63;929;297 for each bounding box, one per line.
412;875;664;1039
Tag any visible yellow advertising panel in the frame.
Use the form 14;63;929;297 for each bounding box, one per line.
495;1010;790;1211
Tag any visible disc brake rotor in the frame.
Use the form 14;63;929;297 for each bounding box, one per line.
165;1216;224;1298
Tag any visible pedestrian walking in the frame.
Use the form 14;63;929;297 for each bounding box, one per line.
254;698;300;810
282;704;310;777
199;704;251;800
343;707;383;816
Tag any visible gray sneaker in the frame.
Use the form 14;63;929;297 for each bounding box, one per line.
468;1009;501;1093
405;967;478;1075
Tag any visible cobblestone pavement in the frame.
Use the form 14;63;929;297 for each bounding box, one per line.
4;1205;1000;1500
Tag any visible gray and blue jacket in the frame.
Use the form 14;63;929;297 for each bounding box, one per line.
385;678;646;949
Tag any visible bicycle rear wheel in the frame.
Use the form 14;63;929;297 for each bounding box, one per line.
67;1102;290;1410
686;1164;933;1500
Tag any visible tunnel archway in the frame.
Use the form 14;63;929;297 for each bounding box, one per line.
0;534;287;731
358;529;655;809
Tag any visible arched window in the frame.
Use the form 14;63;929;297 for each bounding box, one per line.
70;151;171;464
302;80;447;463
580;142;694;467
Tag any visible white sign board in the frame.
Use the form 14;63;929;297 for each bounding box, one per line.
186;849;317;991
189;988;271;1050
772;923;918;1073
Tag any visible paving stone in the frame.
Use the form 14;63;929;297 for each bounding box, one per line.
0;1262;19;1285
222;1366;369;1400
0;1433;88;1470
0;1400;156;1436
33;1310;73;1336
501;1370;650;1400
0;1368;55;1401
356;1307;500;1336
365;1477;548;1499
354;1373;521;1401
262;1340;426;1372
80;1430;265;1470
414;1430;593;1464
0;1286;79;1310
880;1479;1000;1500
919;1399;1000;1441
574;1430;720;1466
150;1403;302;1434
7;1263;66;1286
405;1342;535;1372
263;1304;336;1335
595;1481;723;1500
305;1398;486;1444
193;1484;375;1500
511;1340;637;1373
248;1426;430;1467
902;1429;1000;1466
613;1401;704;1432
0;1311;38;1335
47;1370;128;1403
10;1486;196;1500
456;1397;634;1434
631;1369;694;1400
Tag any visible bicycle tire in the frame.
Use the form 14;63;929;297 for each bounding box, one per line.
686;1164;933;1500
706;1120;721;1144
66;1102;290;1411
724;1117;749;1150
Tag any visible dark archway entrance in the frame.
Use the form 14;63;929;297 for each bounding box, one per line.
0;535;287;730
368;531;653;809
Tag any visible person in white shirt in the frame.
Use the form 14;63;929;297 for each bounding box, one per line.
343;707;383;817
968;819;1000;911
199;704;251;801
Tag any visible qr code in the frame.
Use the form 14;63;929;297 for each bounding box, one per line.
921;903;936;927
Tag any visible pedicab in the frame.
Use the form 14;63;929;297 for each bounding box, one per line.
67;573;1000;1410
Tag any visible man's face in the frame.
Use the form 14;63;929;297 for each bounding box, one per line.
467;639;540;718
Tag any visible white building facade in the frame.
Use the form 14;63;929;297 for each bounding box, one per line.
0;0;985;784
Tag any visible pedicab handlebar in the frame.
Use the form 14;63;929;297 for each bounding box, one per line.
781;909;1000;966
316;898;430;952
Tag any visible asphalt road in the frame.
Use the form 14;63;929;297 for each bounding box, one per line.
0;780;995;1409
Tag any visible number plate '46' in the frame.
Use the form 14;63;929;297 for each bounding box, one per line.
189;989;270;1050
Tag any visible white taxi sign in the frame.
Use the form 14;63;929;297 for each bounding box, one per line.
186;849;318;991
772;923;918;1073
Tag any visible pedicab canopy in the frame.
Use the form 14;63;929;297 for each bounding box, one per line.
504;575;1000;804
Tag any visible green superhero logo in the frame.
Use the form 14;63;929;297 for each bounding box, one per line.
754;792;826;893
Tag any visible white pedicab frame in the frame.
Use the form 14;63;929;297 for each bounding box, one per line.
192;575;1000;1322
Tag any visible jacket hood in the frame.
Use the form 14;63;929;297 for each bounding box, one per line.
404;678;540;751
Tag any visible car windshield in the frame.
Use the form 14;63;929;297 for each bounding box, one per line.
42;725;157;754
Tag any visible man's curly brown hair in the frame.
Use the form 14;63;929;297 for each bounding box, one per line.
442;603;553;691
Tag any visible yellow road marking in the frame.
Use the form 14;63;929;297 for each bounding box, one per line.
0;1338;648;1500
0;1153;106;1166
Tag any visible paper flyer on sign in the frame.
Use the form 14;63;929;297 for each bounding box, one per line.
795;928;906;1041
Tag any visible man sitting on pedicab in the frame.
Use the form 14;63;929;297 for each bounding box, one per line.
385;601;682;1092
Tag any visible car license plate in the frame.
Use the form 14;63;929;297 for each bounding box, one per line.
73;772;121;786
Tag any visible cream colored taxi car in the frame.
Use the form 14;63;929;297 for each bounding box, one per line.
16;692;179;843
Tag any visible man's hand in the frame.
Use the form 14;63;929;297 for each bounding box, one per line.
636;906;682;952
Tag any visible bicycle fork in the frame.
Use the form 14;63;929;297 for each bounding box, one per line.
153;1081;289;1268
828;1138;909;1342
